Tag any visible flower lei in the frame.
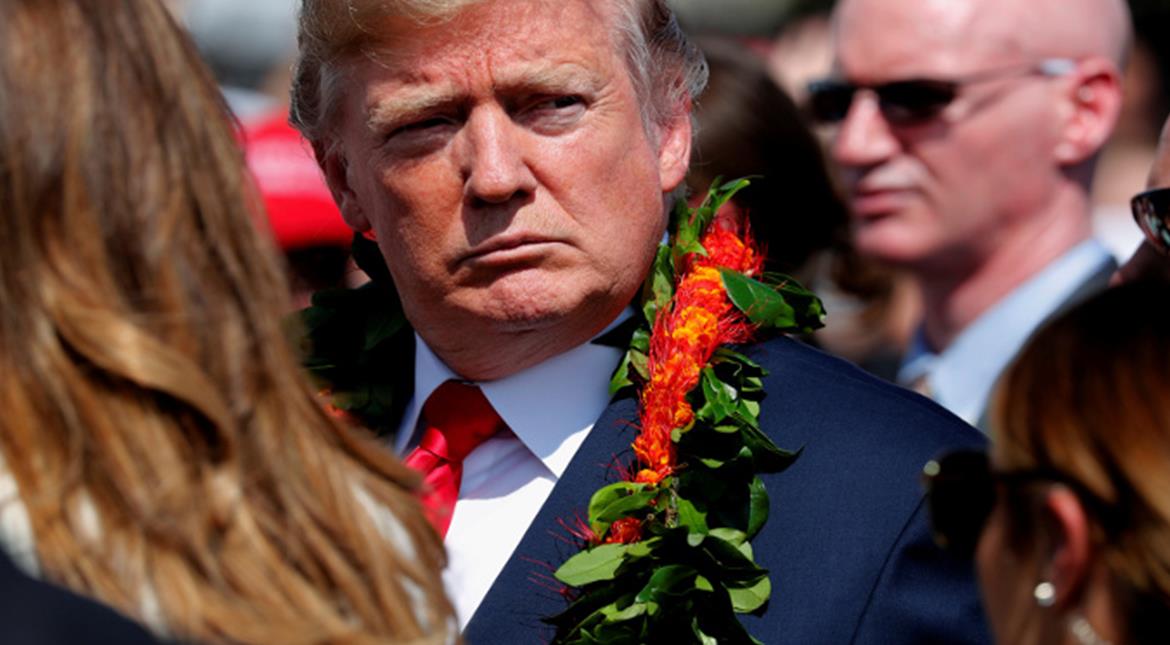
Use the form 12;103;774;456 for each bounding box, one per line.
545;179;824;644
297;178;825;644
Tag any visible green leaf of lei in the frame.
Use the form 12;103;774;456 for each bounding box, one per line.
555;540;656;587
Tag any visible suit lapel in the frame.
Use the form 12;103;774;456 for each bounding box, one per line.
463;396;638;642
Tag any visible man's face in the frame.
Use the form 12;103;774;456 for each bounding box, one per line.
829;0;1064;272
326;0;689;352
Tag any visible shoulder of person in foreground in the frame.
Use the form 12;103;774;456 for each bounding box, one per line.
0;548;160;644
743;335;990;644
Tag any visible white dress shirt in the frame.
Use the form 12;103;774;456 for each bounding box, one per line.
898;239;1114;426
395;316;628;627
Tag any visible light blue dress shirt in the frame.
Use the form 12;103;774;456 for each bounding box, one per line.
898;239;1115;427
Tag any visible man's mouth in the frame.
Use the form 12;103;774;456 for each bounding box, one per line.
850;186;915;218
458;233;564;267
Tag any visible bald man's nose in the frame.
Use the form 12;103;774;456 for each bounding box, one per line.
831;91;901;169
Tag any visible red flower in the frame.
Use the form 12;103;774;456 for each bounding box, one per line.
606;517;644;544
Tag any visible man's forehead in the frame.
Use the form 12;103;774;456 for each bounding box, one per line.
833;0;1016;76
342;1;623;115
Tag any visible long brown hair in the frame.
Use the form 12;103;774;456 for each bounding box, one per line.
992;281;1170;645
0;0;452;641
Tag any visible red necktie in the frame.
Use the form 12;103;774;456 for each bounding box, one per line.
403;381;506;537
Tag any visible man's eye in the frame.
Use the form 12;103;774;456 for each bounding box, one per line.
520;95;586;132
392;117;452;137
534;95;583;111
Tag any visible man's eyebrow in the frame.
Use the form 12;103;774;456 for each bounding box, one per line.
363;64;605;131
502;64;601;91
365;86;461;132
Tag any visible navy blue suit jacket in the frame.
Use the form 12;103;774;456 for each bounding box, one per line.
464;336;990;644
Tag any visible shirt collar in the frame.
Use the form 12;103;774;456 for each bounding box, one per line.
395;311;630;478
898;239;1113;424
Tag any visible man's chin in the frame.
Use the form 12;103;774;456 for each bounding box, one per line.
852;223;936;268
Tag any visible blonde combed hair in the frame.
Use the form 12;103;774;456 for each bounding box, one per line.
0;0;453;642
289;0;707;155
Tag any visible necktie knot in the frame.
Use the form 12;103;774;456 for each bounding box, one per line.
405;380;507;537
420;381;506;461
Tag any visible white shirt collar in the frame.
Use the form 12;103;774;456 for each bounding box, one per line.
394;312;630;478
898;239;1113;425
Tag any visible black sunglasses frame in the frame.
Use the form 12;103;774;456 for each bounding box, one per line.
806;58;1077;127
807;77;961;126
921;450;1114;558
1131;186;1170;256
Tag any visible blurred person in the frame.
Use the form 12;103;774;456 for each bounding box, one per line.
292;0;989;641
0;0;454;642
1116;114;1170;284
1091;37;1165;261
689;36;846;280
814;0;1128;427
183;0;298;120
767;6;834;107
690;36;915;377
924;281;1170;644
242;109;362;308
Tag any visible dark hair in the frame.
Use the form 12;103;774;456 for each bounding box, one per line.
686;37;849;278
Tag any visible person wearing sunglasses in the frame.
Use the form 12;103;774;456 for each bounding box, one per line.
923;280;1170;644
816;0;1128;429
1115;114;1170;285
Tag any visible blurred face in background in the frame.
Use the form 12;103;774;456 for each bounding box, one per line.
1115;114;1170;284
828;0;1066;274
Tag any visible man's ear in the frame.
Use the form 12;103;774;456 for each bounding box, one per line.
1038;487;1094;610
1053;58;1123;165
319;142;372;233
657;106;694;194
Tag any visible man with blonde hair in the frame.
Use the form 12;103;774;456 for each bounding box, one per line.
292;0;990;641
812;0;1129;427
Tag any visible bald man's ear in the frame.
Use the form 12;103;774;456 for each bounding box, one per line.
657;108;694;195
1053;58;1123;166
320;144;373;234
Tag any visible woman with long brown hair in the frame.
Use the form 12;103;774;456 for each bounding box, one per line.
924;280;1170;644
0;0;453;641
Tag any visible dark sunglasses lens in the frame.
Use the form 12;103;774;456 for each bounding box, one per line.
807;82;856;124
1131;188;1170;255
877;80;957;124
923;451;995;557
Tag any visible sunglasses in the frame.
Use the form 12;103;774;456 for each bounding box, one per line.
921;450;1113;558
1131;186;1170;256
806;58;1077;126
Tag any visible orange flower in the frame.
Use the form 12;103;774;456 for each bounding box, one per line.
630;212;763;487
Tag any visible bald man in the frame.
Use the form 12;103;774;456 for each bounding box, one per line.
812;0;1128;427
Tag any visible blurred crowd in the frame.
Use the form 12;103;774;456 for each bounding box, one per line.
2;0;1170;643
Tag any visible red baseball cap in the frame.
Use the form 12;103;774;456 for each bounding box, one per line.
242;110;353;251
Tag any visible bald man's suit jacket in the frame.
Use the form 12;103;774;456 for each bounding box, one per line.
462;336;991;644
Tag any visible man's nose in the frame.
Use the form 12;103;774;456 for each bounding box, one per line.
462;107;537;205
831;91;901;169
